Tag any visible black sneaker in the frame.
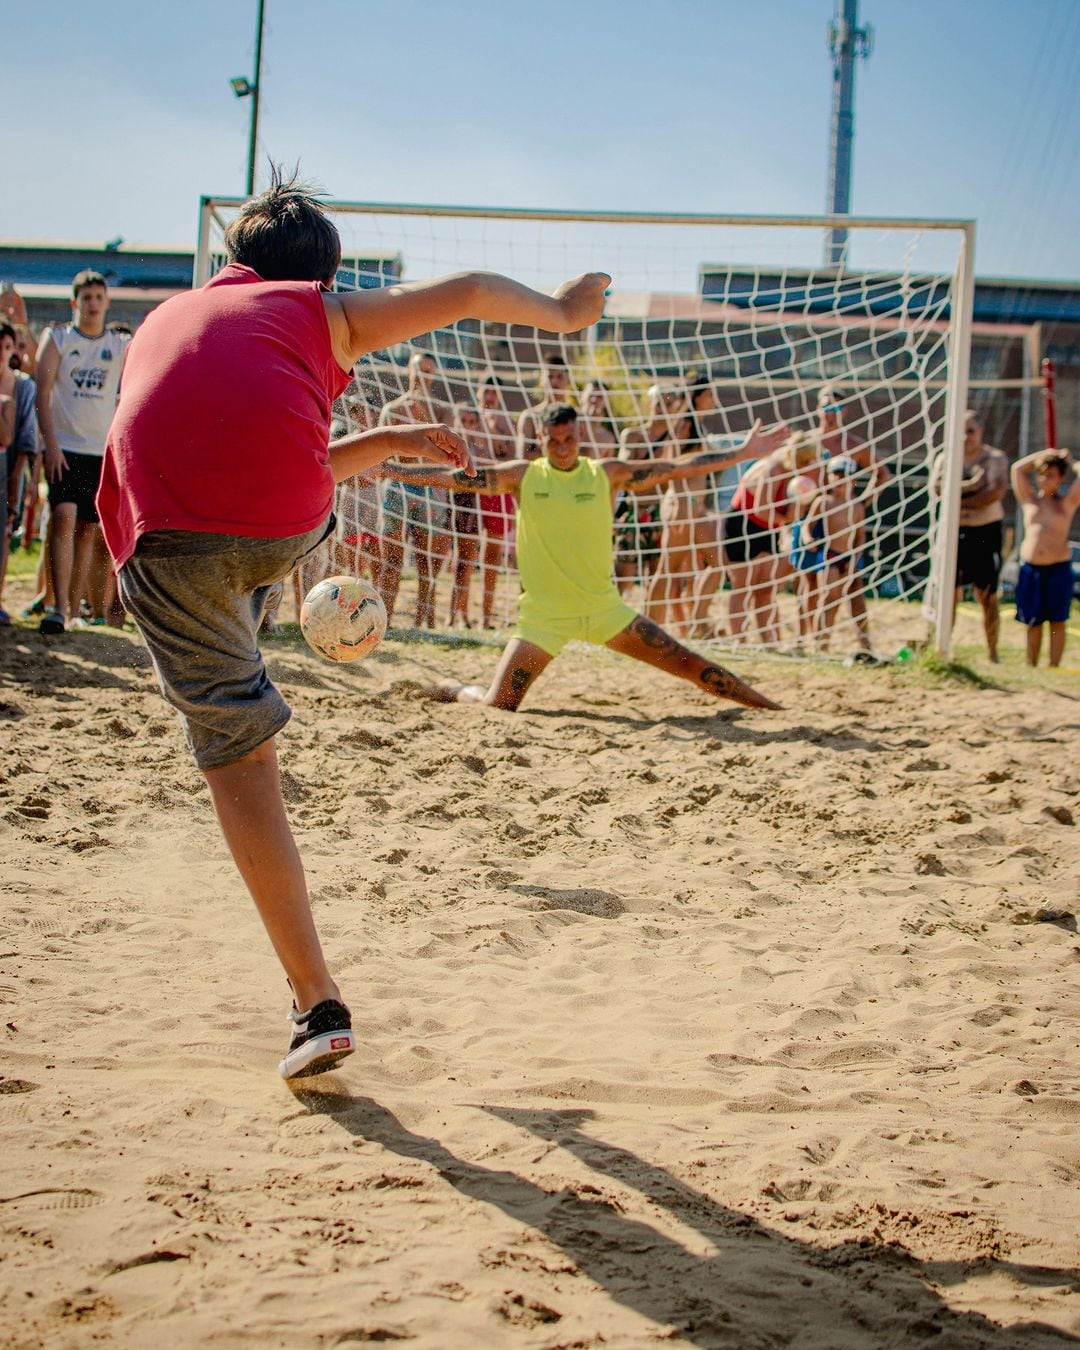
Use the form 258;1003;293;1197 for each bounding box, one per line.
278;999;355;1079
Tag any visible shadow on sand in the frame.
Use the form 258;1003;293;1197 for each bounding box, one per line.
291;1088;1078;1348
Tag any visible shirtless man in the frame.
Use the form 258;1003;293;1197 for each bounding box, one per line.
373;403;788;712
801;456;869;652
615;385;687;594
516;353;573;460
930;409;1009;661
1010;448;1080;667
377;351;453;626
577;380;618;459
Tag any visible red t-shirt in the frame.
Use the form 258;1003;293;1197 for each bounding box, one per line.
98;264;350;568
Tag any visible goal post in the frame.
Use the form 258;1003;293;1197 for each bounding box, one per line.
195;198;980;659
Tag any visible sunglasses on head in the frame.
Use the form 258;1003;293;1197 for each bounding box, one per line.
823;404;843;413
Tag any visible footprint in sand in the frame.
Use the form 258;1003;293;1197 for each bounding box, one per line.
0;1188;104;1210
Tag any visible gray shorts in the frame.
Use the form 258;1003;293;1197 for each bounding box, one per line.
118;519;332;771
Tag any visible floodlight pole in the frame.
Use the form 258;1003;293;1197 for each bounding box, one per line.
824;0;872;268
244;0;266;197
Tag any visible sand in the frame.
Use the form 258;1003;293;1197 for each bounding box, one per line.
1;590;1079;1348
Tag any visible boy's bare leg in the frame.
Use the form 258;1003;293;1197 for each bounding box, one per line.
204;736;339;1013
1026;623;1042;667
849;580;873;652
606;614;781;710
974;585;1000;662
1049;621;1066;667
726;560;752;639
424;637;553;711
47;503;77;622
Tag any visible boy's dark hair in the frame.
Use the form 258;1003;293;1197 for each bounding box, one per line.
542;403;578;428
544;353;568;368
1036;450;1068;477
72;269;108;298
0;321;15;345
224;164;342;283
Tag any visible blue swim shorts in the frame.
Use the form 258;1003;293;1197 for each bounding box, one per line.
1015;559;1073;626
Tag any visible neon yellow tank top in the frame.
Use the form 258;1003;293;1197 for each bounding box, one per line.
517;456;618;620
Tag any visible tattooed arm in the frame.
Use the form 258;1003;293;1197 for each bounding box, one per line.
608;419;790;494
372;456;527;494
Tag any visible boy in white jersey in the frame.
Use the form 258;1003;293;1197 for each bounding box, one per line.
35;270;130;633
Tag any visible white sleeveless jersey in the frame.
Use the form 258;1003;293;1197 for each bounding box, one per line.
47;324;131;457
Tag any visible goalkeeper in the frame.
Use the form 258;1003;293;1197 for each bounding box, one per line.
374;404;787;712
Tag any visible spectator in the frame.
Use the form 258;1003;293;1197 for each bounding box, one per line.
477;375;517;629
333;393;382;587
577;380;618;458
377;351;452;627
815;385;890;650
0;321;39;624
800;456;871;654
35;270;130;633
447;404;484;628
647;374;726;635
1010;448;1080;667
616;385;686;595
722;431;816;644
516;353;573;459
930;409;1008;663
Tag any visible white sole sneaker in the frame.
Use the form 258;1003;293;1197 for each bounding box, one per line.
278;999;355;1079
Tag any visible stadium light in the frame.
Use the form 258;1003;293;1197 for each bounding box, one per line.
230;0;266;198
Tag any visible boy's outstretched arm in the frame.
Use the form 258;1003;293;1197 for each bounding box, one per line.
326;271;610;369
610;420;789;493
328;423;473;484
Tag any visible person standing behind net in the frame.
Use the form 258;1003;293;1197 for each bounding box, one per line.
929;409;1008;663
375;403;788;712
577;380;619;459
799;456;869;653
647;374;726;635
814;386;890;653
447;404;484;628
1010;448;1080;667
96;167;609;1078
477;374;518;628
722;433;816;644
516;353;573;459
377;351;453;629
36;271;130;633
615;385;686;596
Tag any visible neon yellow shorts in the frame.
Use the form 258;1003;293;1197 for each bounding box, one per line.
514;597;636;658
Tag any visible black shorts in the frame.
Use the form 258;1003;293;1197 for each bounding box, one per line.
955;521;1002;592
48;451;104;523
722;511;776;563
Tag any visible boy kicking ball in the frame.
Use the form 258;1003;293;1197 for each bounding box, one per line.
1010;448;1080;667
372;404;787;712
96;167;607;1078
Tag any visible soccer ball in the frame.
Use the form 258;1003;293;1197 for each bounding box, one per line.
300;576;387;663
787;473;819;506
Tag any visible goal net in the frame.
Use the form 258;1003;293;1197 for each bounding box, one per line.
196;200;975;659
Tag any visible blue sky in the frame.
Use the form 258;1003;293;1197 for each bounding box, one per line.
6;0;1079;281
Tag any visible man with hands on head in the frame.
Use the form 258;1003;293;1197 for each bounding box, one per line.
369;403;787;713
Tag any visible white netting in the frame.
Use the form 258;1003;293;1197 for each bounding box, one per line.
198;202;979;656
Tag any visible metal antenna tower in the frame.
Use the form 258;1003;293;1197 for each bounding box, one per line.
825;0;873;267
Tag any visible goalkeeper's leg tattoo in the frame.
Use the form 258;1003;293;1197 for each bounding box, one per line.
607;614;782;711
